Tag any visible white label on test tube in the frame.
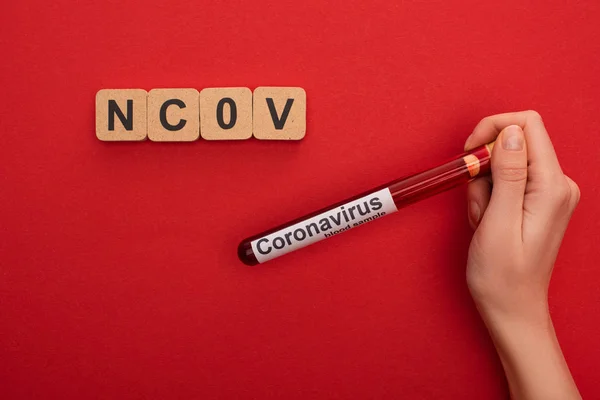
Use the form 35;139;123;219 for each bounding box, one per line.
250;188;398;263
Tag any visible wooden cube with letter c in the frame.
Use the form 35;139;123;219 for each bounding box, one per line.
148;88;200;142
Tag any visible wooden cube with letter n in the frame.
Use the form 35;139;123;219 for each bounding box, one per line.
253;87;306;140
96;89;148;141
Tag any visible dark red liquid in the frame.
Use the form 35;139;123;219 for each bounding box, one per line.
238;144;492;266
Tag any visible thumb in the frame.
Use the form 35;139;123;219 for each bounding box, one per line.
485;125;528;226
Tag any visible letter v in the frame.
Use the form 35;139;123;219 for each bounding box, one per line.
266;98;294;130
329;212;342;225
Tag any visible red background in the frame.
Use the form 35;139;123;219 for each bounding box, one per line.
1;0;599;398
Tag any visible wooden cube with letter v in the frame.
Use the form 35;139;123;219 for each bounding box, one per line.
253;87;306;140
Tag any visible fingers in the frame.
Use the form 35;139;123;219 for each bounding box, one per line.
482;125;528;235
467;177;491;230
465;110;563;179
525;174;580;257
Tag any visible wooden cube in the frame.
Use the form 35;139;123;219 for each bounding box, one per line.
148;88;200;142
200;87;252;140
253;87;306;140
96;89;148;141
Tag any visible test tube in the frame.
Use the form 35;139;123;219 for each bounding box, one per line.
238;142;495;265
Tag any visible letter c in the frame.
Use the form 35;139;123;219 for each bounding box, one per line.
256;238;271;255
160;99;187;131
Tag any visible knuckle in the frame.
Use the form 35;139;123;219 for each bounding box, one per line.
525;109;543;122
496;165;528;182
568;179;581;207
550;182;572;208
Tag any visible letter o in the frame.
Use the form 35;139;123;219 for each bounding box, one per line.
272;237;285;249
293;228;307;241
216;98;237;129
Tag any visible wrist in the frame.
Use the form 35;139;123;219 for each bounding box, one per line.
482;306;554;352
476;304;580;399
469;283;550;329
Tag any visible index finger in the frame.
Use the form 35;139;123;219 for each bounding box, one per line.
464;110;563;176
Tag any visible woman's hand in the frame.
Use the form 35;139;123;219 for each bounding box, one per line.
464;111;581;400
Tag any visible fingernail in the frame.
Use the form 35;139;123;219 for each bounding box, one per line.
464;134;473;151
502;125;524;151
469;201;480;226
